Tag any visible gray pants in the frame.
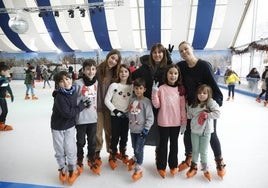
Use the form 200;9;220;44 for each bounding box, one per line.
51;127;77;171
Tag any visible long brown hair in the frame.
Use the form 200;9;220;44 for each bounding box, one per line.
191;84;213;108
114;64;132;84
163;64;182;86
148;43;168;70
97;49;122;83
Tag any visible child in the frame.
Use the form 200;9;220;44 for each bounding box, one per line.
0;64;14;131
151;64;187;178
51;71;90;185
74;59;100;175
256;66;268;104
224;69;240;101
95;49;121;166
128;78;154;181
186;84;220;181
42;67;51;89
24;65;38;100
104;64;133;169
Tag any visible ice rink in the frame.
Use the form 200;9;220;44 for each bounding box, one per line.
0;80;267;188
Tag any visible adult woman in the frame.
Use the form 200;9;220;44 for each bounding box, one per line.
95;49;122;166
132;43;172;146
246;67;260;91
176;41;225;178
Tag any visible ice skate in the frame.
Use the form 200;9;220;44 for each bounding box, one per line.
157;169;166;178
58;167;67;184
94;151;102;166
204;171;212;181
264;101;268;107
25;94;30;100
68;170;79;185
256;97;261;103
127;157;136;171
77;160;84;174
0;122;13;131
186;162;197;178
215;157;226;179
170;167;178;176
132;169;143;181
109;154;118;170
178;153;192;171
32;95;38;100
88;160;101;175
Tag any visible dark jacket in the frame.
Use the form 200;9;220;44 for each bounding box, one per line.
132;55;169;99
177;59;223;107
51;86;85;130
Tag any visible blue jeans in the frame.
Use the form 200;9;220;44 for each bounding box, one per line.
131;133;146;165
25;84;34;95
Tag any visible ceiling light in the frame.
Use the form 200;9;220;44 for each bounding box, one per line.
54;11;59;17
68;9;74;18
79;8;85;17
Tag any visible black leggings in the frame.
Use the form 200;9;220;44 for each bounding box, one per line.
183;119;222;159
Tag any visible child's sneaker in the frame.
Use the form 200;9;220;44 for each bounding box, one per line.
68;170;79;185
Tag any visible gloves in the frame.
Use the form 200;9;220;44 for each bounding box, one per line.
165;44;174;65
180;125;186;135
113;109;124;117
198;112;208;125
167;44;174;54
11;95;14;102
152;81;159;92
140;128;149;138
238;81;241;84
82;97;91;108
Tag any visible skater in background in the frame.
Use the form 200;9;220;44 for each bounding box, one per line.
246;67;260;91
0;64;14;131
24;65;38;100
74;59;100;175
256;65;268;104
51;71;91;185
42;67;51;89
151;64;187;178
128;78;154;181
224;68;240;101
186;84;220;181
129;61;136;73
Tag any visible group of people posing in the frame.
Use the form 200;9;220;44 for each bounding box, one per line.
50;41;226;185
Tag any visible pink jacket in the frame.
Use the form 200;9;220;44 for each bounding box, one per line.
152;84;187;127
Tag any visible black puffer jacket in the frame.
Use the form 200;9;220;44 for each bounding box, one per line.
132;55;170;99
